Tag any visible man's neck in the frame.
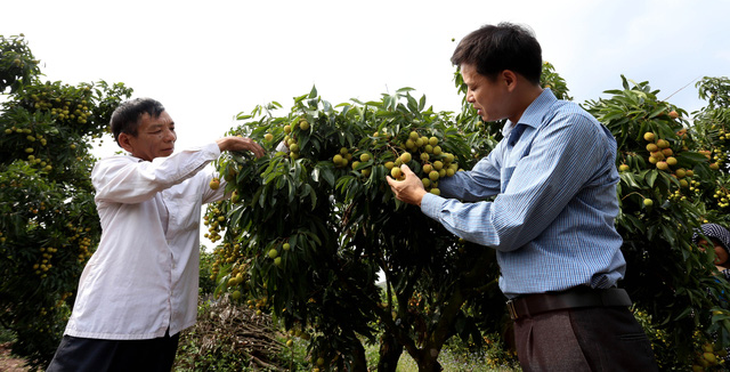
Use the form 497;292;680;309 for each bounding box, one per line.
508;85;544;124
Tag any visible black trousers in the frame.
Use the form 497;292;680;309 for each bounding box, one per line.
46;331;180;372
514;306;658;371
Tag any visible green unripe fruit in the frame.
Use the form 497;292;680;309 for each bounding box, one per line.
420;152;430;162
274;257;282;266
429;170;440;181
360;153;371;162
299;120;310;131
430;188;441;195
643;198;653;206
429;137;438;146
409;131;419;140
283;243;291;251
384;161;395;170
391;167;403;179
400;152;412;163
268;249;278;259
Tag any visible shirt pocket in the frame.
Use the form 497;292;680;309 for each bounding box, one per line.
501;166;515;193
166;186;203;233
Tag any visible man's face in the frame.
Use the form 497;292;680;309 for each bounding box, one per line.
124;111;176;161
699;238;729;266
461;63;510;122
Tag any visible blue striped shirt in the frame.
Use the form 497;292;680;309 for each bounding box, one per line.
421;89;626;298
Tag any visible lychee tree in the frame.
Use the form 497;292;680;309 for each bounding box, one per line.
0;34;132;369
205;64;569;371
585;75;730;370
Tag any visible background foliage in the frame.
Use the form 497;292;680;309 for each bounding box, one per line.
0;34;132;369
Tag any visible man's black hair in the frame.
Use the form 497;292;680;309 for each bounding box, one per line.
451;22;542;85
110;98;166;144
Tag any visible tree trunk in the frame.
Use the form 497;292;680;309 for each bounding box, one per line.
348;335;369;372
377;332;403;372
415;347;443;372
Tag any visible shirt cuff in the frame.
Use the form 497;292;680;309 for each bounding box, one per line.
204;142;222;158
420;192;444;220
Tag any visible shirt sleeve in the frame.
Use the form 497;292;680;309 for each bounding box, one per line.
437;149;502;201
421;112;612;252
92;143;222;204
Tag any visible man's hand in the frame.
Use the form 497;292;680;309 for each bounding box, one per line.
386;164;427;207
216;136;265;158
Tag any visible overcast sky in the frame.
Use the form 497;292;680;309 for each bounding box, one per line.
3;0;728;248
3;0;728;157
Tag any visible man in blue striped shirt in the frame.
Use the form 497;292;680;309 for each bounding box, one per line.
387;23;658;371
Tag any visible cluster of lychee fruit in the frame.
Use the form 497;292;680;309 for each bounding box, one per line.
278;117;310;160
331;130;461;196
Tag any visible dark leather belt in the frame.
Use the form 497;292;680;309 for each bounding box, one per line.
506;287;632;321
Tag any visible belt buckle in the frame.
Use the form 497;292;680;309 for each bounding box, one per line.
506;299;518;320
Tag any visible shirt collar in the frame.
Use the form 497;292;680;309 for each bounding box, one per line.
502;88;557;138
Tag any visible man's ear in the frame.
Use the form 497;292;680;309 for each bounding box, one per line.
502;70;518;91
117;132;134;153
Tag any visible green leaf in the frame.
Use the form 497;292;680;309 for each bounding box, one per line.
645;169;658;187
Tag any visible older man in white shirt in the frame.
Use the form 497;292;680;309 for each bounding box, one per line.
47;98;264;372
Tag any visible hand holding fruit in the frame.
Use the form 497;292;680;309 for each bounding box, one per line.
386;164;427;207
216;136;265;158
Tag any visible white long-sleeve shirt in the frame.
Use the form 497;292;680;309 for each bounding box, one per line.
64;143;225;340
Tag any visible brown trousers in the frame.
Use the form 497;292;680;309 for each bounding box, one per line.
514;306;658;371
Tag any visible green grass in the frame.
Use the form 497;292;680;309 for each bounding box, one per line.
0;326;16;344
394;350;518;371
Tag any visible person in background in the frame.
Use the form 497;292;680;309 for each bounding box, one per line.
693;223;730;277
692;223;730;364
386;23;658;370
47;98;264;372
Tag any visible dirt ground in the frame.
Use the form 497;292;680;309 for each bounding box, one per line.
0;343;30;371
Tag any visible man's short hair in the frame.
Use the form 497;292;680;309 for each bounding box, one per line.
451;22;542;85
110;98;166;144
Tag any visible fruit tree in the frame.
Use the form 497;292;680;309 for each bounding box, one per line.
0;34;132;369
207;62;730;370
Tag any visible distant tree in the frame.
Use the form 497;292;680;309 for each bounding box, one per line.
0;34;132;369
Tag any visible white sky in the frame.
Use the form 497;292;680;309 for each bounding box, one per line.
3;0;729;247
3;0;728;155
